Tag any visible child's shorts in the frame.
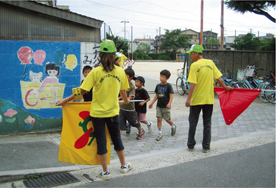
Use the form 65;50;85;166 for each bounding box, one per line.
136;112;146;122
156;106;171;120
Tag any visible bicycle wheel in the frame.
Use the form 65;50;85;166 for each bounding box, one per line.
176;77;185;96
264;83;276;104
243;83;250;89
184;81;190;95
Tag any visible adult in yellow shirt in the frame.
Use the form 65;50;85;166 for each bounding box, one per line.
185;44;233;153
56;40;131;180
119;49;127;68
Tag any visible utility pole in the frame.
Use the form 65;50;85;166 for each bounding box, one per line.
131;26;133;59
200;0;204;45
159;27;161;53
121;20;129;40
220;0;224;50
211;29;212;49
103;22;106;39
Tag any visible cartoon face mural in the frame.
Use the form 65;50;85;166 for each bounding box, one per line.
65;54;78;71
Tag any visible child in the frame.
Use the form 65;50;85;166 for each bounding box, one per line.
119;68;145;140
125;56;135;69
81;66;93;101
149;69;177;141
134;76;153;133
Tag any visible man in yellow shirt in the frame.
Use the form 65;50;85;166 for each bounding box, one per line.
185;44;233;153
119;49;127;68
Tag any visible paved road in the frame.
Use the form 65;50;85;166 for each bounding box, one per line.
77;142;275;187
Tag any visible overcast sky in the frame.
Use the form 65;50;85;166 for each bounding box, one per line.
57;0;276;40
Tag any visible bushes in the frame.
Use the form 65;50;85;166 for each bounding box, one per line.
131;50;172;60
133;50;152;60
148;53;171;60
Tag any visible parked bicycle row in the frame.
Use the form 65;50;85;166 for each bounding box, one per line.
176;65;276;104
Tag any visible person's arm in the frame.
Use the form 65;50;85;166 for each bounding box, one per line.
119;90;129;104
185;83;196;107
167;93;173;109
149;94;158;109
56;89;87;106
216;77;233;91
139;97;150;106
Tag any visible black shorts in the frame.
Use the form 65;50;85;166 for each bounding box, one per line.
119;109;141;130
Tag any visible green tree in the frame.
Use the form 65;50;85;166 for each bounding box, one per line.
106;33;128;53
160;29;190;60
137;42;150;55
225;0;275;23
208;37;219;49
231;33;260;50
259;37;275;51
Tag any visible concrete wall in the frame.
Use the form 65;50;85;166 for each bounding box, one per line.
202;50;275;80
0;40;100;134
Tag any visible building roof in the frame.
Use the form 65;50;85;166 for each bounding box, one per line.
134;39;155;41
2;0;103;29
181;29;199;34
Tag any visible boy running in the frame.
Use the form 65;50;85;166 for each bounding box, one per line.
149;69;177;141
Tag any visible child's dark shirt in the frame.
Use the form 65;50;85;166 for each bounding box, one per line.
135;88;150;113
154;83;174;107
81;79;93;101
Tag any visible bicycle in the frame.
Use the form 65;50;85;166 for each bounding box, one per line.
240;65;275;103
176;68;190;95
263;71;276;104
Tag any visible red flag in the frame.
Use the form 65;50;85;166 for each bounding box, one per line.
214;87;261;125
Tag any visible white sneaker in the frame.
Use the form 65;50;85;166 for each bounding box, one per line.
147;122;153;133
99;171;110;180
171;124;177;136
120;162;131;173
156;133;163;141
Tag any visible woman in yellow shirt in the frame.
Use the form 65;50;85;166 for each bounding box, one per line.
56;40;131;180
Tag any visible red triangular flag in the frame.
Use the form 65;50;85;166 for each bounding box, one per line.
214;87;261;125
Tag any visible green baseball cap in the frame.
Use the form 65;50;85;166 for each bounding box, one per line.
100;40;117;53
186;44;204;54
119;49;123;52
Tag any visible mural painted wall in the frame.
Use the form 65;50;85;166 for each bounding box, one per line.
0;40;100;134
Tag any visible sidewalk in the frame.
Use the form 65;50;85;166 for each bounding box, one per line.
0;74;275;184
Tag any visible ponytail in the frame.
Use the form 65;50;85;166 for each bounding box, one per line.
99;52;117;72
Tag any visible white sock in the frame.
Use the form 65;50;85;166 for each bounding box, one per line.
147;122;151;126
158;129;162;134
172;124;176;128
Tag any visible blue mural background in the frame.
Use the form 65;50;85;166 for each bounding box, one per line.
0;40;81;119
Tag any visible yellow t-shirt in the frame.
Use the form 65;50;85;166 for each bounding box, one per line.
119;54;127;68
80;65;129;117
187;59;222;105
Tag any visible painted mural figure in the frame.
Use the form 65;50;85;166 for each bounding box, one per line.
38;63;60;93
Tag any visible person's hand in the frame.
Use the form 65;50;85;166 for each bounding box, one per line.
149;103;153;109
119;101;124;106
56;99;67;106
166;104;171;109
185;99;191;107
139;102;144;106
225;86;233;91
